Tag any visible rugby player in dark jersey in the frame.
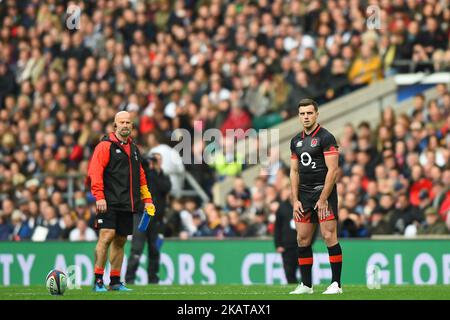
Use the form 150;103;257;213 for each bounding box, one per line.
289;99;343;294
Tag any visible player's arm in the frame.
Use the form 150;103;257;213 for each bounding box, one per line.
315;148;339;220
88;141;110;214
290;151;304;220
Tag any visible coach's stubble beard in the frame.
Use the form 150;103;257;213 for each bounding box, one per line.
118;128;131;139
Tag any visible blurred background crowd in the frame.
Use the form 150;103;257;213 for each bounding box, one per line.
0;0;449;241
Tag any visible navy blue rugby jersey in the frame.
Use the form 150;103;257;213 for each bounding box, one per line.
290;124;339;192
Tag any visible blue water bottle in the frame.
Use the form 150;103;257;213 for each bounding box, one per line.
138;210;151;232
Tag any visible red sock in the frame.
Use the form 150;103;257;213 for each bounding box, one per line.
110;269;121;285
94;267;104;282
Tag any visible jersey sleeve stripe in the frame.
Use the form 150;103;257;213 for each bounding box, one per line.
324;151;339;156
291;153;298;159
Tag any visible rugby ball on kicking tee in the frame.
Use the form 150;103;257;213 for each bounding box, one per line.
46;269;67;295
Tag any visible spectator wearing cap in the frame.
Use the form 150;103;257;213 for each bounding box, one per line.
417;207;449;235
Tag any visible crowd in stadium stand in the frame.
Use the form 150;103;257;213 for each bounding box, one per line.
0;0;449;241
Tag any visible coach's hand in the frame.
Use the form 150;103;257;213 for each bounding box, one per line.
293;200;304;220
145;203;156;216
96;199;107;214
315;198;329;221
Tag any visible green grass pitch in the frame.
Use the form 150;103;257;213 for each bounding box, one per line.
1;284;450;300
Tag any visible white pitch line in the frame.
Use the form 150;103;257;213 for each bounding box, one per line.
2;292;286;296
108;292;284;295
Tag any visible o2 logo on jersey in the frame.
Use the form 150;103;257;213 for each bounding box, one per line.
311;138;318;147
300;152;316;169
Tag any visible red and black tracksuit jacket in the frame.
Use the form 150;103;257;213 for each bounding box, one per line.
87;133;152;213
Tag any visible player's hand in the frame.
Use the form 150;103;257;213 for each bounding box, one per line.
276;247;285;253
96;199;107;214
315;198;329;221
293;200;304;220
145;203;156;216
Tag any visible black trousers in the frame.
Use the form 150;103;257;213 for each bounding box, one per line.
125;213;161;284
282;247;299;284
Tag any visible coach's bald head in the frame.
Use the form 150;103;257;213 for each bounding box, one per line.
114;111;130;123
114;111;132;141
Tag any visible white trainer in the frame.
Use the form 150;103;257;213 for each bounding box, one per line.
322;281;343;294
289;282;314;294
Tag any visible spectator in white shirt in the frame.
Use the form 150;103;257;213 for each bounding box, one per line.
69;219;98;242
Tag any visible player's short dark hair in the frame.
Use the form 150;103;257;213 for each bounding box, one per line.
297;98;318;111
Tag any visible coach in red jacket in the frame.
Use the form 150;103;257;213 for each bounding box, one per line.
88;111;155;292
